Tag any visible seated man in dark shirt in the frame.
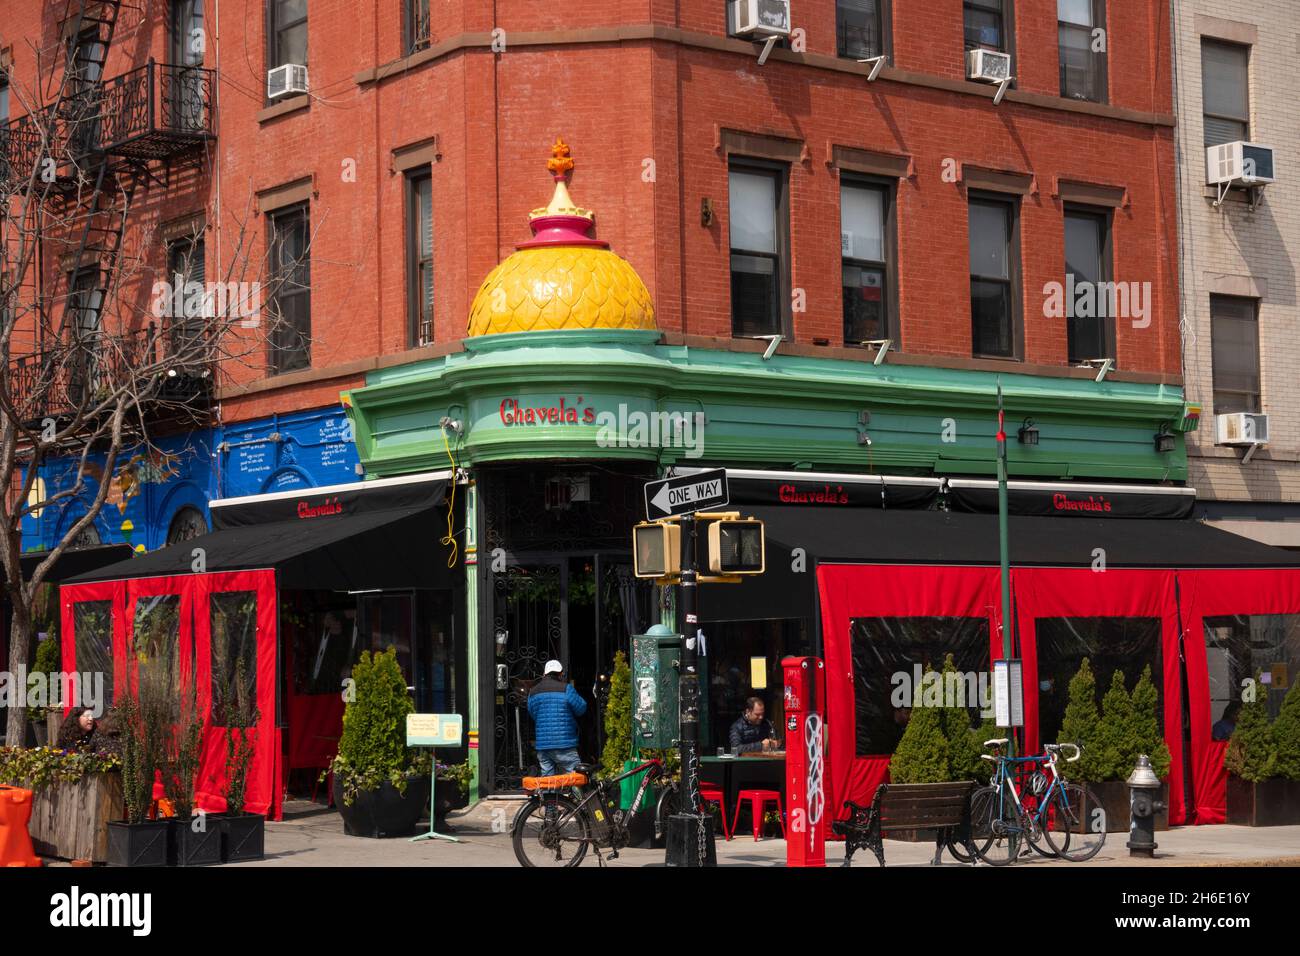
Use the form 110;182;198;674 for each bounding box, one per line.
728;696;778;754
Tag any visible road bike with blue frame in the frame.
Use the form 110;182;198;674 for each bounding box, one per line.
969;739;1106;865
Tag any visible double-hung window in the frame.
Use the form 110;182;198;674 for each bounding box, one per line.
268;0;307;72
268;204;310;373
1210;295;1260;414
407;170;434;346
964;0;1008;52
837;0;885;60
167;235;206;356
1063;206;1112;363
1201;39;1249;147
729;162;789;338
1058;0;1106;102
841;179;892;344
968;195;1019;359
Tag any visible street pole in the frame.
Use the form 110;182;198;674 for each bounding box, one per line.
996;379;1016;760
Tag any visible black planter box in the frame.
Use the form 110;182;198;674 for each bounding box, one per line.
217;812;266;862
1226;776;1300;827
333;775;431;838
167;817;222;866
1087;780;1170;833
433;779;468;821
106;820;170;868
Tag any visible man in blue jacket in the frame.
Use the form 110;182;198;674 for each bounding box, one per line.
527;660;588;775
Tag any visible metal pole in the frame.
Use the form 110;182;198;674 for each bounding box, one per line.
996;379;1016;760
679;515;701;813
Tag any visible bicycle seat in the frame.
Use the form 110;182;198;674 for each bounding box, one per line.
983;737;1009;747
573;762;598;777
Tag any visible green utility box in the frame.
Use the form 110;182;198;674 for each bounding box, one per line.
631;625;710;750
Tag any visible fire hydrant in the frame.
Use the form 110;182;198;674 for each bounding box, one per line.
1126;755;1164;858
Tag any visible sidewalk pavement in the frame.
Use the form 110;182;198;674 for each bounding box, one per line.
225;800;1300;868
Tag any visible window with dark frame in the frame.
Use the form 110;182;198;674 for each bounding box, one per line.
837;0;885;60
841;178;892;345
968;194;1019;359
964;0;1008;52
407;169;434;347
729;161;788;339
166;235;206;357
1058;0;1106;102
1064;206;1112;363
406;0;432;54
1202;39;1249;147
1210;295;1260;415
267;0;307;72
267;203;310;374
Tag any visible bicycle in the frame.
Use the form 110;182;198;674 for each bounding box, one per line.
511;758;663;867
969;738;1106;866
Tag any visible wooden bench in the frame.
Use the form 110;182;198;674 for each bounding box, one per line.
832;781;977;867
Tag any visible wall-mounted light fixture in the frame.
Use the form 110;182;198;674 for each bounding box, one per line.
1017;418;1039;445
1154;423;1176;454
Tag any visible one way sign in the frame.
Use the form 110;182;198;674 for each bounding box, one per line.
644;469;729;520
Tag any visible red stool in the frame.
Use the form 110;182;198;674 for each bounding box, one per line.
698;782;732;841
731;789;786;842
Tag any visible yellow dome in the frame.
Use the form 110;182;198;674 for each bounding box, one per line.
466;139;656;337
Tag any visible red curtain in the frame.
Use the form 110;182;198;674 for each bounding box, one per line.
1175;568;1300;825
193;571;280;820
817;564;1003;820
1010;568;1184;824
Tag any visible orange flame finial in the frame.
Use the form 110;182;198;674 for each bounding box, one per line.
547;138;575;181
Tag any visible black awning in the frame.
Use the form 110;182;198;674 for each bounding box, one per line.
66;481;457;591
947;479;1196;519
699;506;1300;624
18;544;135;584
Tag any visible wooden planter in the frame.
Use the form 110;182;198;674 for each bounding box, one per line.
1226;776;1300;827
28;772;124;863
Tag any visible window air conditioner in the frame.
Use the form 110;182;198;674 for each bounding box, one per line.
267;64;309;99
1206;141;1276;187
1215;412;1269;446
730;0;792;38
966;48;1012;83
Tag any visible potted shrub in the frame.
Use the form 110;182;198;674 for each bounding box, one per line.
1059;663;1170;833
217;659;265;863
433;760;472;822
106;693;171;867
326;649;430;838
161;681;221;866
1225;678;1300;826
27;634;60;747
597;651;656;847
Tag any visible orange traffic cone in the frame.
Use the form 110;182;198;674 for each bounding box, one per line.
0;786;42;867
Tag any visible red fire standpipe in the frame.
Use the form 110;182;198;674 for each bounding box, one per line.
782;656;827;867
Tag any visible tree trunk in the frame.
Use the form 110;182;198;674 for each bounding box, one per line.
5;600;31;747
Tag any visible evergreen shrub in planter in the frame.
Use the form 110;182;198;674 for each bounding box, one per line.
1225;679;1300;826
216;658;265;862
108;693;171;867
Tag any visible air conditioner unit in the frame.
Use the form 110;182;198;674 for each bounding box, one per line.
967;48;1012;83
730;0;792;38
1206;141;1276;187
267;64;308;99
1216;412;1269;446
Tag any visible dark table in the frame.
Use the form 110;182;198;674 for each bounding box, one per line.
700;753;786;830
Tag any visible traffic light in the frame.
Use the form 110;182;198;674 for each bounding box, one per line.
633;521;681;578
706;519;765;574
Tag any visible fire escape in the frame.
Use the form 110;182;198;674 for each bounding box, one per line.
1;0;216;426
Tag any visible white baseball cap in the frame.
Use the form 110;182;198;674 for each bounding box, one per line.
544;660;564;675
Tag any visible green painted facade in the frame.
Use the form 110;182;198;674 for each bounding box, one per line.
344;329;1188;483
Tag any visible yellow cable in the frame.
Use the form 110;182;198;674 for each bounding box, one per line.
440;426;459;568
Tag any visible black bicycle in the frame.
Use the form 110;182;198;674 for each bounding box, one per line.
511;759;663;867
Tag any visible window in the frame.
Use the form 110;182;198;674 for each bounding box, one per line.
406;0;431;54
73;601;114;707
729;162;788;338
1035;617;1163;745
267;204;310;374
211;591;258;727
0;71;9;124
706;619;811;752
965;0;1007;52
841;179;892;344
968;195;1019;358
1064;206;1112;363
268;0;307;72
1210;295;1260;414
407;170;433;346
1205;616;1300;727
1202;40;1249;147
849;617;991;757
68;268;103;400
133;594;183;721
170;0;207;131
1058;0;1106;102
166;235;206;356
837;0;885;60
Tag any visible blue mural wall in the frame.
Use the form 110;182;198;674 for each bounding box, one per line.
22;405;360;553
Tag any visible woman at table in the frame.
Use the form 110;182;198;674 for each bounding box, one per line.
728;696;778;754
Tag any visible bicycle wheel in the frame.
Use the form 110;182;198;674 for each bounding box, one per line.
1022;793;1062;859
512;792;591;868
654;783;681;845
1042;782;1107;862
969;785;1020;866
